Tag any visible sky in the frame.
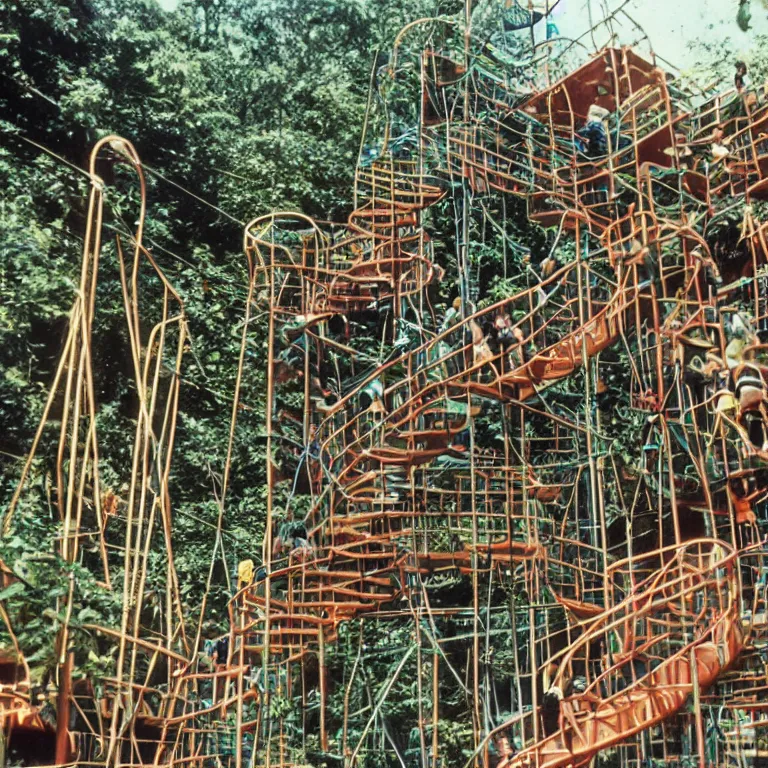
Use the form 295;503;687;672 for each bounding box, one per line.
552;0;766;72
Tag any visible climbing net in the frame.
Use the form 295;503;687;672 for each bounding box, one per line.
5;2;768;768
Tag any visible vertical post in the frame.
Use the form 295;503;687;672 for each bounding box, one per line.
469;413;481;762
319;625;328;752
690;646;706;768
262;224;277;768
415;613;427;768
529;601;538;744
55;651;73;765
432;652;439;768
236;607;245;768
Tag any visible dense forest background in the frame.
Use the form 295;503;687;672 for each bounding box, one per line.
0;0;460;630
1;0;767;763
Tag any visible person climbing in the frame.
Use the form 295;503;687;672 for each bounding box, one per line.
289;531;314;562
210;634;230;710
237;558;254;591
470;318;499;381
735;60;750;92
494;310;515;374
722;310;768;449
440;296;462;334
494;309;514;348
728;477;759;525
437;296;464;378
274;520;310;557
508;326;527;369
725;310;757;370
488;733;514;766
711;124;731;166
735;60;758;111
540;659;564;736
539;254;557;278
576;104;610;158
212;635;229;668
307;423;321;460
540;684;563;737
574;103;612;208
734;360;767;414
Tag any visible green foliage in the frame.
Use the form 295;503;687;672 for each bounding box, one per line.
0;0;447;650
3;0;752;764
0;533;122;688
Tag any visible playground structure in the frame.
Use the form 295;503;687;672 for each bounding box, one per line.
6;2;768;768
